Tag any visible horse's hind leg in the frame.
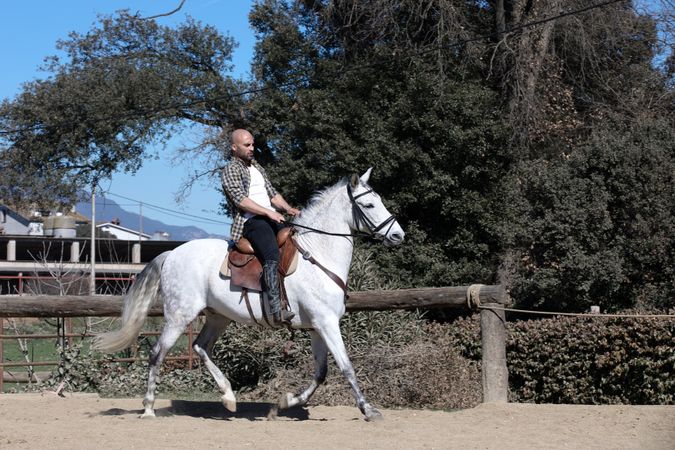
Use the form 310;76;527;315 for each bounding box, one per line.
279;330;328;409
141;323;185;418
192;313;236;412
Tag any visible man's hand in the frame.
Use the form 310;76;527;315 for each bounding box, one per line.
286;207;301;217
271;194;301;220
265;210;285;223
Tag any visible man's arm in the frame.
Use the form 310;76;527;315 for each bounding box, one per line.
271;194;300;217
222;164;288;223
221;165;247;206
239;197;285;223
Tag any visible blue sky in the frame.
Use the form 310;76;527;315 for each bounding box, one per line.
1;0;256;235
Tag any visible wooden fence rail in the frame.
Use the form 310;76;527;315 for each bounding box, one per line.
0;285;507;317
0;285;509;403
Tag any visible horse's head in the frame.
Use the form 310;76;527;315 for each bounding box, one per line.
348;168;405;246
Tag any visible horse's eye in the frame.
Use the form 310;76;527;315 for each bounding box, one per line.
364;203;375;209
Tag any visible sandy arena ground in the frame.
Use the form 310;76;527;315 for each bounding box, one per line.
0;393;673;449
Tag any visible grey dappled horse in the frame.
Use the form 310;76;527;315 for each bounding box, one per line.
93;168;405;421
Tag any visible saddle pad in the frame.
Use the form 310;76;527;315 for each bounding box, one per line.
220;257;232;277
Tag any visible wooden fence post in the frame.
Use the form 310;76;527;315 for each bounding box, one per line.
0;318;4;393
480;303;508;402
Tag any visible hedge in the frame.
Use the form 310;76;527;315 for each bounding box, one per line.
450;314;674;404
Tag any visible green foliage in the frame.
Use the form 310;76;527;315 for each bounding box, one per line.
247;0;674;313
27;343;217;398
21;312;481;409
249;1;510;290
508;317;675;405
32;344;103;393
200;309;479;409
210;324;300;391
501;114;675;311
207;308;428;391
448;314;675;405
17;310;674;407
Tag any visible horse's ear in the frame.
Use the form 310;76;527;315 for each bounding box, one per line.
360;167;373;184
350;173;360;188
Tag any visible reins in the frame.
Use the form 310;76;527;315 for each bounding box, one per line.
287;221;370;238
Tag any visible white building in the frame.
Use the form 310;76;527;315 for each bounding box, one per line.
0;205;31;235
96;222;152;241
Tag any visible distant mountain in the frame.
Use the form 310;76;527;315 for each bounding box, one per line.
75;196;227;241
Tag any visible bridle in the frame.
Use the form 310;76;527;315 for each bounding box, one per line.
346;183;397;240
290;182;398;299
289;183;398;241
289;182;399;300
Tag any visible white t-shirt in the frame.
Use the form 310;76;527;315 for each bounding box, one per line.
244;165;275;220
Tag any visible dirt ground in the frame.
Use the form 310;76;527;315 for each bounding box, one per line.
0;394;673;449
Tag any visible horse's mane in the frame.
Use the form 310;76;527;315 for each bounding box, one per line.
295;177;349;224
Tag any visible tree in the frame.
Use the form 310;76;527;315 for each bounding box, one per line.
246;0;674;311
247;0;511;287
0;11;244;208
2;1;672;311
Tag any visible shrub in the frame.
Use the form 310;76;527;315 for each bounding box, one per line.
508;316;674;404
24;344;217;398
446;313;674;404
236;320;482;410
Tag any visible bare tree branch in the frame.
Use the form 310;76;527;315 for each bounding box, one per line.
139;0;186;20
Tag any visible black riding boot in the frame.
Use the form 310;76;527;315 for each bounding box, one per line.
262;261;295;326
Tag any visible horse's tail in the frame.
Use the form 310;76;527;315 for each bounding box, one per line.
92;251;171;353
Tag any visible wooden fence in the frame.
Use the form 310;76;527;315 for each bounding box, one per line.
0;285;509;402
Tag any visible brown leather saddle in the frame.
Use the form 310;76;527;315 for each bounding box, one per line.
225;227;298;291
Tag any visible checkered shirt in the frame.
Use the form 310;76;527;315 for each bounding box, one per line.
221;158;278;241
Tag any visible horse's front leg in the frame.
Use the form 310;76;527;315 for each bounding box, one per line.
279;330;328;410
316;318;383;421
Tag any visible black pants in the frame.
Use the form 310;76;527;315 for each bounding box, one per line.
242;215;287;263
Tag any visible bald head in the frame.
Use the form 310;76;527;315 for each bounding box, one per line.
229;129;255;164
230;129;253;145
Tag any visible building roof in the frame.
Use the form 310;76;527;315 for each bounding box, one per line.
0;205;31;225
96;222;152;239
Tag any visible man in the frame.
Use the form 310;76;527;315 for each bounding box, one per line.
221;129;300;326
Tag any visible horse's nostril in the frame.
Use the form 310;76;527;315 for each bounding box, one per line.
390;233;403;242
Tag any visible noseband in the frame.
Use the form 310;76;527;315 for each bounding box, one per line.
347;183;397;240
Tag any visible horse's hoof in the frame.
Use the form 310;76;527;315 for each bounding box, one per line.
267;404;279;420
278;392;294;410
140;410;156;419
222;392;237;412
364;407;383;422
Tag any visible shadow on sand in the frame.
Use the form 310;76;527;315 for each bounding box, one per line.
99;400;313;421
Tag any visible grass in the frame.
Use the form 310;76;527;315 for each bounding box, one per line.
3;338;62;363
1;317;197;393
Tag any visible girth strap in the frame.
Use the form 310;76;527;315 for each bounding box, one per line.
241;288;260;327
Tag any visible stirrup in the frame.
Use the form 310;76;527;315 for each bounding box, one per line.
273;309;295;326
